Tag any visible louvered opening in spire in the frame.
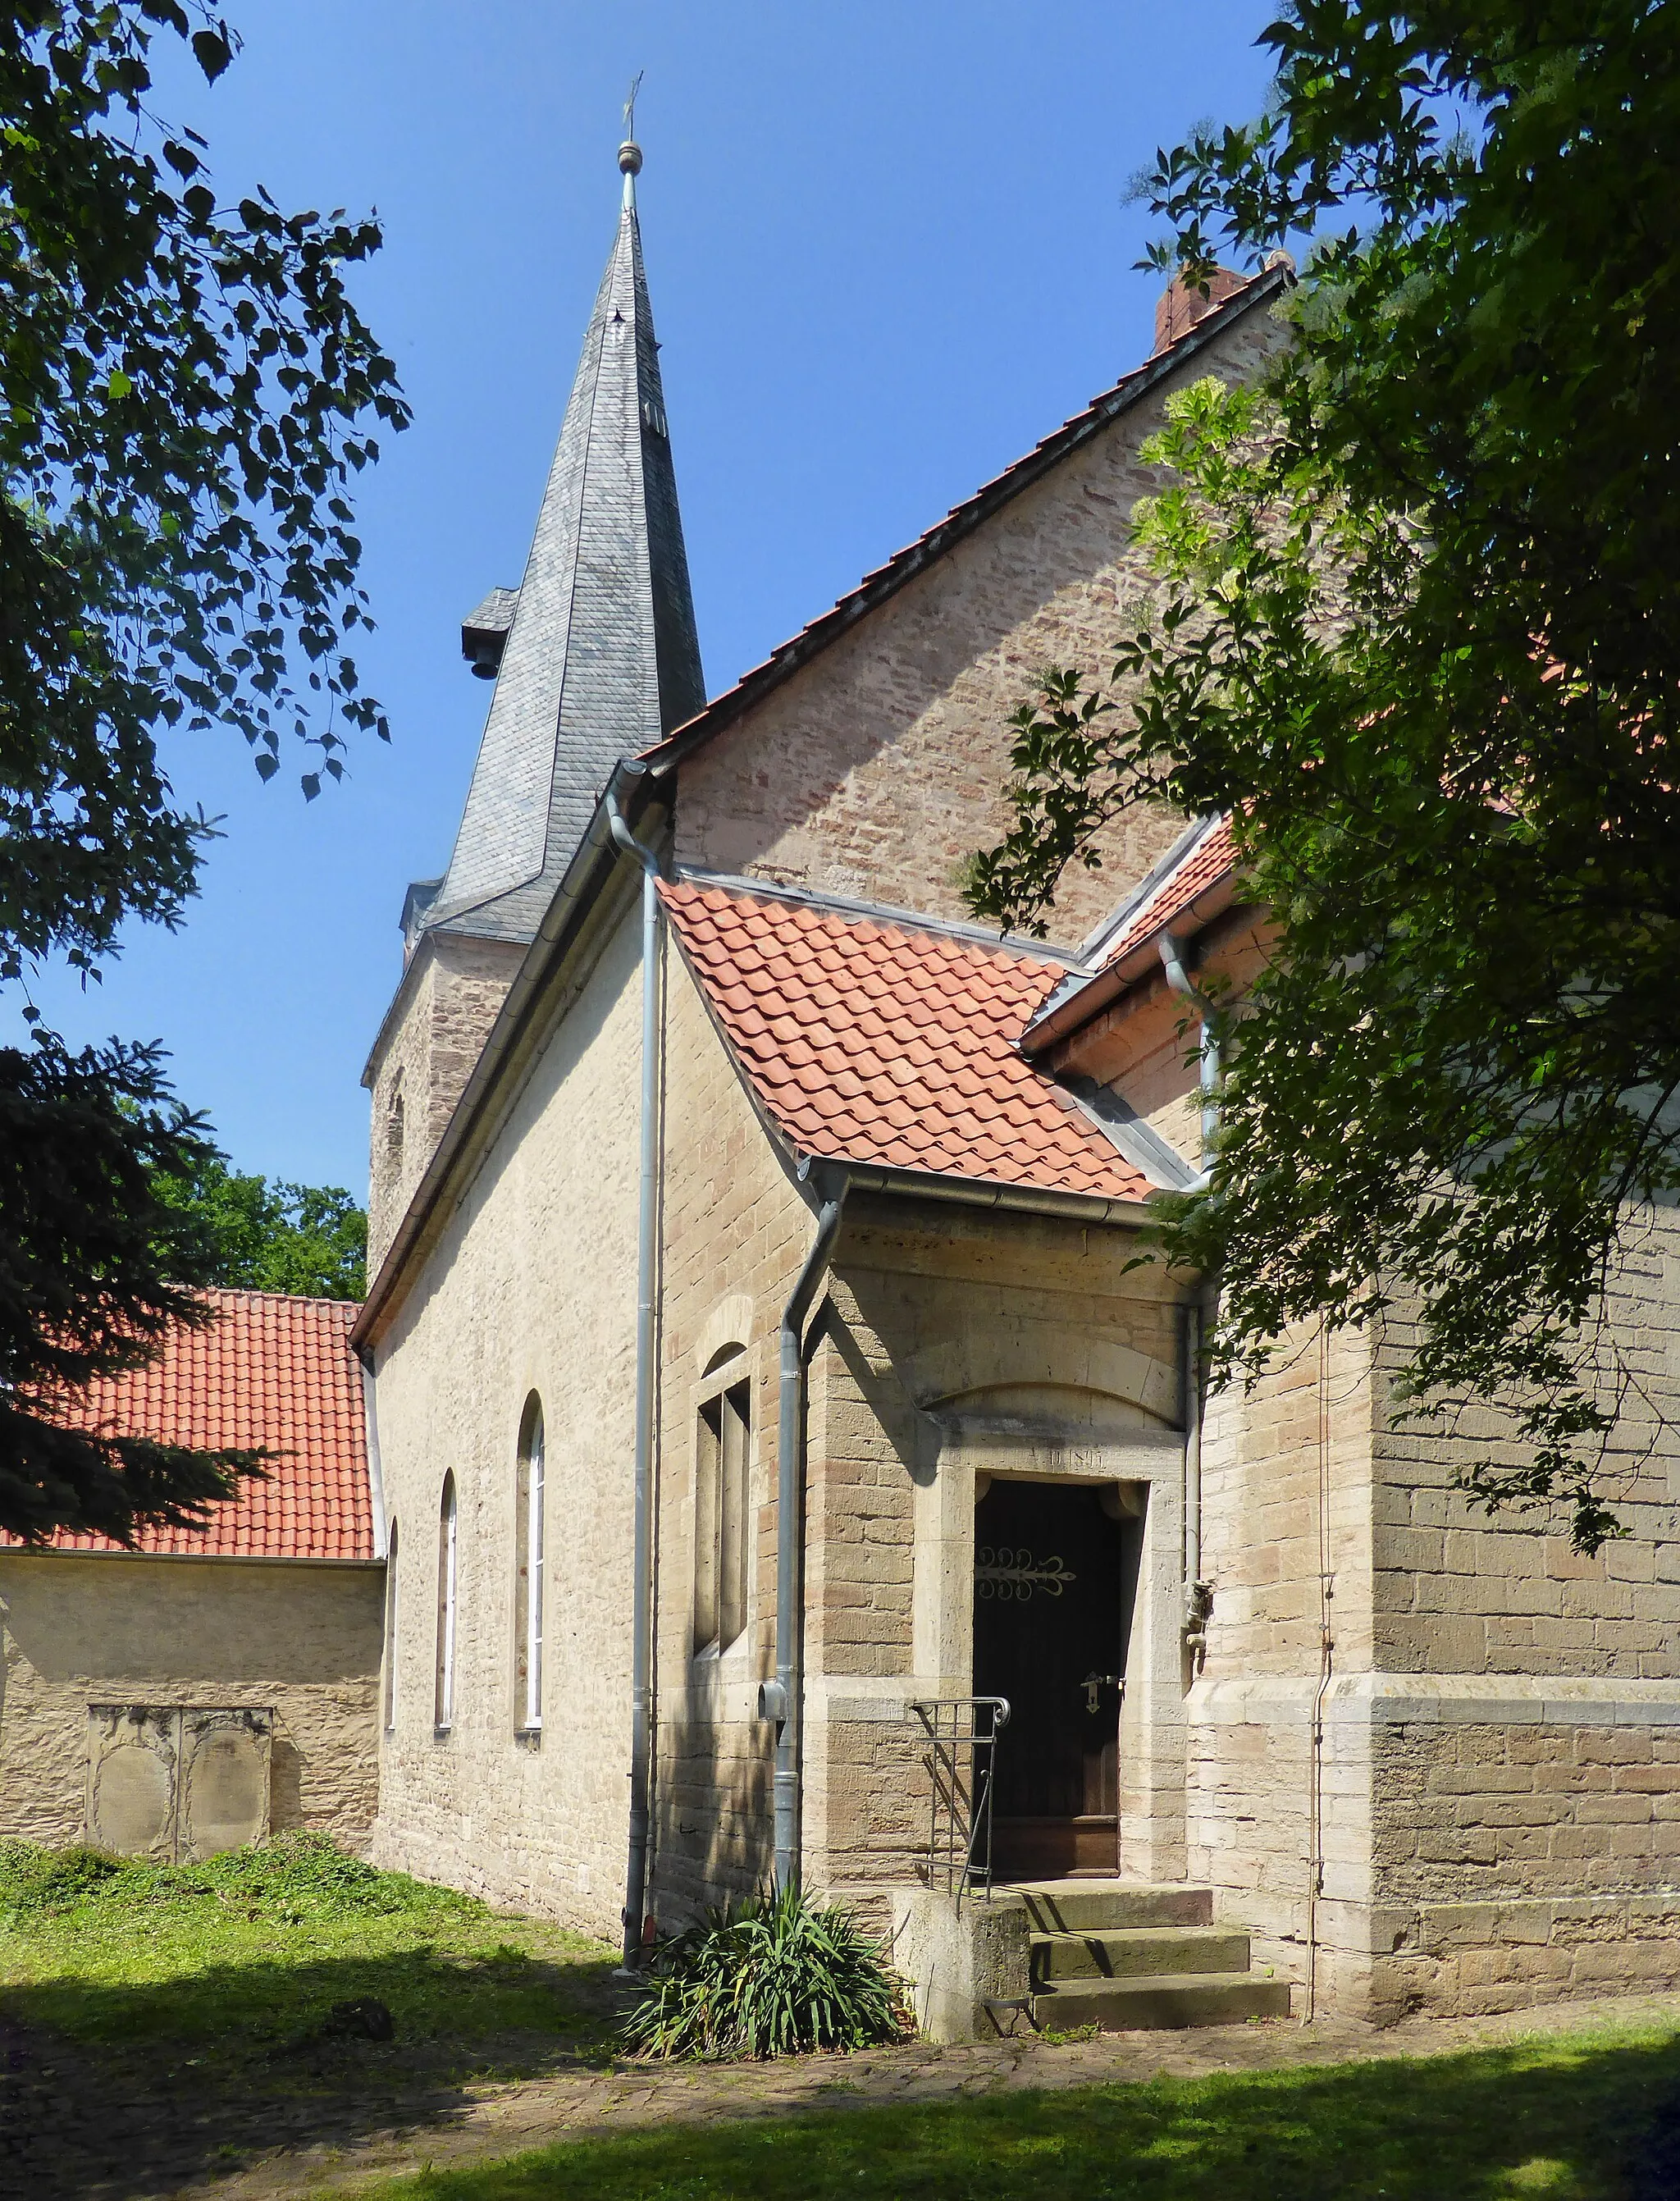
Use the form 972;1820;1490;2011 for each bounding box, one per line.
423;147;705;944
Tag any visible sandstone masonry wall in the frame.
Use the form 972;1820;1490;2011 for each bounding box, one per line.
1355;1208;1680;2016
1187;1321;1378;2013
0;1555;383;1849
648;950;818;1921
364;932;526;1280
367;891;643;1938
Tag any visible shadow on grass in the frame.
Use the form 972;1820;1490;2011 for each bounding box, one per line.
368;2031;1680;2201
0;1941;623;2201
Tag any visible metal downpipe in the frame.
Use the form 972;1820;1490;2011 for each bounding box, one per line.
1158;930;1220;1165
1161;931;1220;1655
762;1180;847;1896
1180;1291;1217;1659
607;793;662;1967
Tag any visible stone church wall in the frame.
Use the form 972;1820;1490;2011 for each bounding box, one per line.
647;950;819;1921
1187;1320;1380;2015
673;304;1284;943
1357;1208;1680;2017
812;1200;1186;1910
367;893;645;1938
1185;1206;1680;2024
0;1554;383;1851
363;930;527;1282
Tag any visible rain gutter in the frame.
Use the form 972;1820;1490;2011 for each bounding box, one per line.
760;1169;848;1895
605;789;664;1966
351;760;666;1355
1018;877;1236;1063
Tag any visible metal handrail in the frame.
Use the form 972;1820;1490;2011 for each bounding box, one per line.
909;1696;1011;1906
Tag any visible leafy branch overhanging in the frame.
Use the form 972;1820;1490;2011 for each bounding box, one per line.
967;2;1680;1551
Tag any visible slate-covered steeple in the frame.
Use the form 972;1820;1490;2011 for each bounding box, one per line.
422;135;705;943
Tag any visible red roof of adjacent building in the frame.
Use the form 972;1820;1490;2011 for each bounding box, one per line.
13;1289;374;1562
660;878;1150;1204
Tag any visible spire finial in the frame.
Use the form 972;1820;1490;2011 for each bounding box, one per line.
618;71;644;203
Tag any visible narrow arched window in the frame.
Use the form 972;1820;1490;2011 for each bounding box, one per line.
514;1397;546;1733
695;1357;751;1656
385;1075;405;1172
435;1473;458;1733
381;1520;399;1732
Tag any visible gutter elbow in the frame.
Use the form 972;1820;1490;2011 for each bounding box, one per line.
1159;929;1202;1008
605;788;660;878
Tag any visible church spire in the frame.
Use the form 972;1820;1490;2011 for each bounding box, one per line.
423;123;705;943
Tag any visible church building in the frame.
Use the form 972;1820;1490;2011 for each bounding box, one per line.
355;135;1680;2036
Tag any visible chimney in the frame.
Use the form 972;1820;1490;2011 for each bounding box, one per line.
1153;267;1248;355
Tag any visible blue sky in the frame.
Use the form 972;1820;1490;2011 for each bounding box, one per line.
16;0;1276;1192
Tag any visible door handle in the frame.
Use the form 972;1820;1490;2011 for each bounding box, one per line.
1080;1672;1122;1715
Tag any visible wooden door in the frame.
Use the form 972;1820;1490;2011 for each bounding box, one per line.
973;1480;1130;1879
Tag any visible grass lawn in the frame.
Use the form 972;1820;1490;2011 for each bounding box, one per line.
0;1832;619;2085
357;2021;1680;2201
7;1840;1680;2199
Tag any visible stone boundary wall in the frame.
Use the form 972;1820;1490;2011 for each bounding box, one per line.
0;1555;383;1852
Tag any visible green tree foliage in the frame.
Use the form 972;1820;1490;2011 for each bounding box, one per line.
0;1034;264;1543
154;1146;367;1300
0;2;404;1542
968;4;1678;1549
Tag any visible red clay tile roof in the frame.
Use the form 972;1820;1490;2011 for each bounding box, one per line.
1095;816;1237;968
660;878;1150;1203
17;1290;373;1561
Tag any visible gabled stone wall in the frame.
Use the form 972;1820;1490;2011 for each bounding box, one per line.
673;306;1285;942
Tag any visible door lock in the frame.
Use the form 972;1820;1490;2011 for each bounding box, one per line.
1080;1671;1122;1715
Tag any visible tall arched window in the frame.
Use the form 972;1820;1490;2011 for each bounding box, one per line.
695;1351;751;1657
514;1397;546;1733
435;1473;458;1733
381;1519;399;1732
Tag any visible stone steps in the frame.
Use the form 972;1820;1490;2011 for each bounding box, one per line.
1014;1880;1213;1933
1031;1925;1252;1984
1005;1879;1291;2031
1031;1970;1292;2030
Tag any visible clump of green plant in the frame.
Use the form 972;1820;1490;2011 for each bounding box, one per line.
0;1830;477;1925
0;1839;127;1915
622;1887;911;2062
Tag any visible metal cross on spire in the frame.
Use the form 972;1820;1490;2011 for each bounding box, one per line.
619;71;644;201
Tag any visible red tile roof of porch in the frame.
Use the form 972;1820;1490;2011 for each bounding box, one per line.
1095;815;1237;967
660;878;1149;1203
9;1289;373;1561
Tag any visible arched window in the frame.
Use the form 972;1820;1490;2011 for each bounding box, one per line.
514;1397;546;1733
381;1520;399;1732
435;1473;458;1733
694;1352;750;1656
384;1075;405;1172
